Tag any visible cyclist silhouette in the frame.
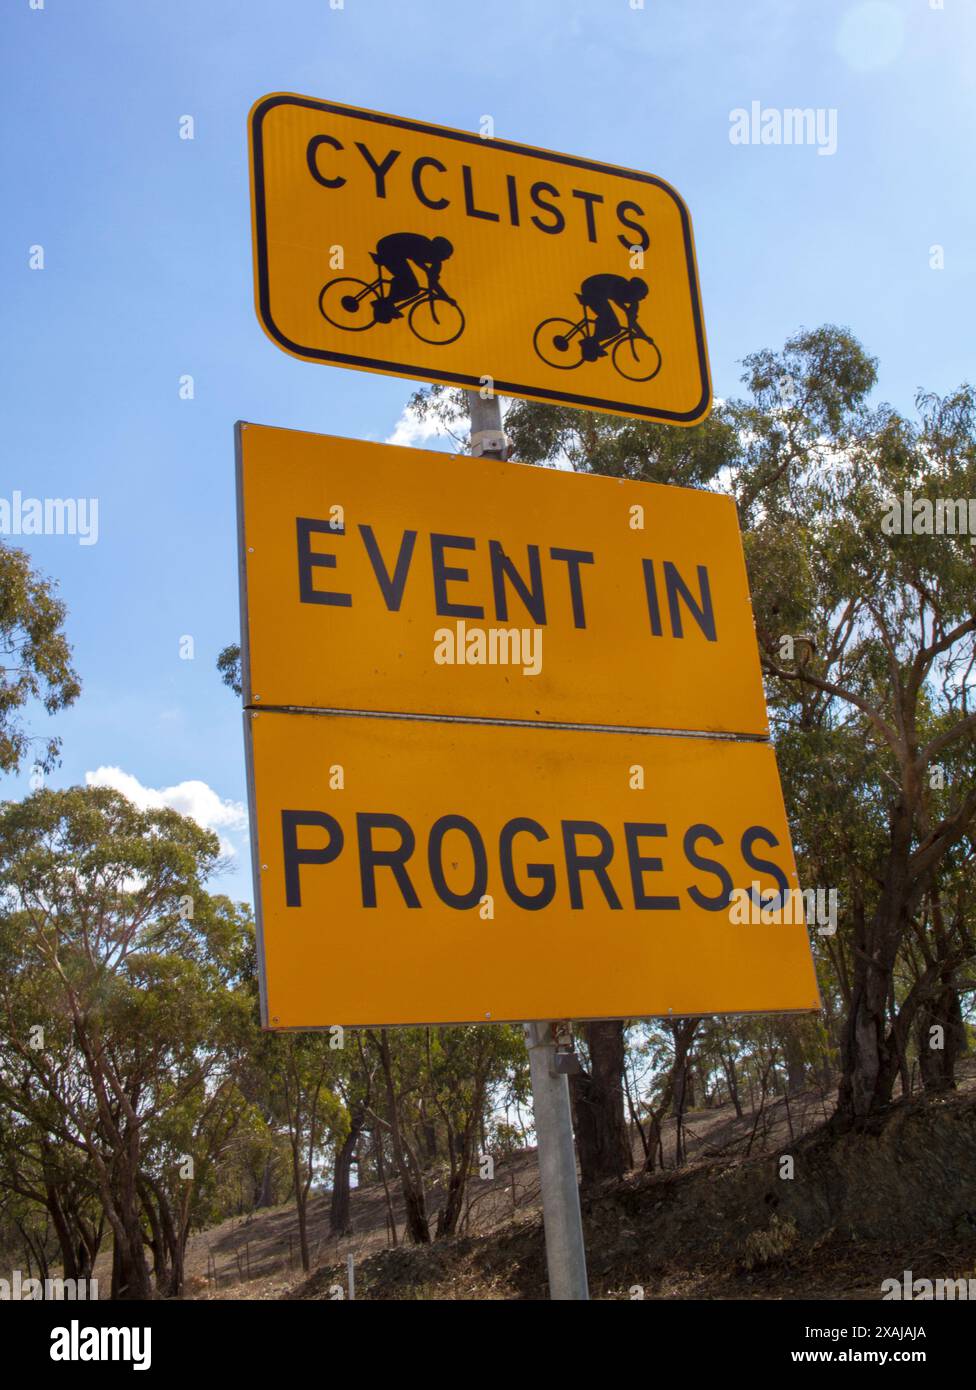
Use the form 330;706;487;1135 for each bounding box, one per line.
532;272;661;381
372;232;455;318
318;231;465;345
578;273;649;357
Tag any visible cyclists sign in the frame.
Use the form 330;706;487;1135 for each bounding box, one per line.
248;94;712;426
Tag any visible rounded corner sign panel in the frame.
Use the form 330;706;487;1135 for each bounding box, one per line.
236;422;769;737
247;711;821;1029
248;93;711;425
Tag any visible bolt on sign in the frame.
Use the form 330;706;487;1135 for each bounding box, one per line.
248;94;711;425
245;710;820;1028
236;422;766;736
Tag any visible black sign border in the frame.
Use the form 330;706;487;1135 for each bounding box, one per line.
249;93;712;426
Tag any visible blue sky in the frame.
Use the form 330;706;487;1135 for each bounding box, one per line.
2;0;973;904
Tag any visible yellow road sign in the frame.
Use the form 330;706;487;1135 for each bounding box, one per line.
237;422;767;736
246;710;820;1028
248;94;711;425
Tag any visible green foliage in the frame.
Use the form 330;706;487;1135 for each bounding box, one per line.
410;324;975;1121
0;786;257;1292
217;643;243;698
0;541;80;774
506;398;739;490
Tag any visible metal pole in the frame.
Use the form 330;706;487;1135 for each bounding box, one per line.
524;1022;590;1299
466;388;510;460
465;388;589;1301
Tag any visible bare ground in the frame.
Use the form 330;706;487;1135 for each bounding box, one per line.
177;1065;976;1302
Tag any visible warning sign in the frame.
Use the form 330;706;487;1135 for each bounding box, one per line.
246;710;819;1028
248;94;711;424
236;423;765;735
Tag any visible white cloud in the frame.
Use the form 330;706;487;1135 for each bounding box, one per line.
385;401;463;450
85;766;247;856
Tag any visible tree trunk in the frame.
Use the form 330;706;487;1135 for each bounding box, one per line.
291;1147;311;1272
435;1114;480;1238
255;1151;276;1209
838;960;890;1121
376;1030;430;1243
436;1174;467;1238
642;1019;699;1172
917;985;965;1092
623;1062;650;1160
137;1179;167;1291
836;833;914;1124
782;1022;807;1095
154;1179;186;1298
569;1020;631;1186
670;1019;700;1166
330;1108;364;1236
721;1053;743;1118
109;1160;153;1301
17;1221;50;1284
373;1128;398;1246
672;1047;692;1166
76;1213;101;1281
672;1050;692;1118
110;1214;152;1300
45;1182;80;1282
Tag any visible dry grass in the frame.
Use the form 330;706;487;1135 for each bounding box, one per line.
170;1062;976;1301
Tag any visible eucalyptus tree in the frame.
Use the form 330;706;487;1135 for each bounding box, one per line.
0;787;253;1298
0;541;79;774
409;325;976;1133
740;340;976;1121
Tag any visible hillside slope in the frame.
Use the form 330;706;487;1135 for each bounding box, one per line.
183;1074;976;1301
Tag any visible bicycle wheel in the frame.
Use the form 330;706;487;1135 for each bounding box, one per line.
409;296;465;345
533;318;585;370
318;277;377;332
613;334;662;382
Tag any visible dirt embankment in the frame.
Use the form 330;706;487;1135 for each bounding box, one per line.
288;1090;976;1300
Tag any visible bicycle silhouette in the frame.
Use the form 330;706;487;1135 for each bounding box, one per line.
319;258;466;346
533;295;662;381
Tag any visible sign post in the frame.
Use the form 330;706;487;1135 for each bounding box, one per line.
241;93;819;1303
468;384;588;1299
237;428;820;1296
236;419;819;1298
524;1020;589;1300
466;388;509;460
